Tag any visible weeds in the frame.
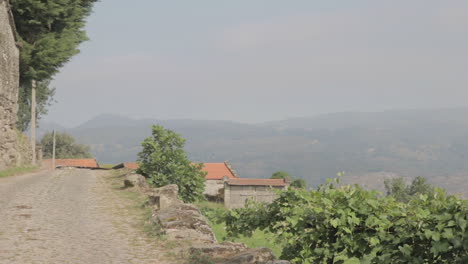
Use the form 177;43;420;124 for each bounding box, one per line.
0;166;38;178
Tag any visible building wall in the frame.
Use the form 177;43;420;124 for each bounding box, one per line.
224;184;287;209
204;179;224;197
0;1;25;170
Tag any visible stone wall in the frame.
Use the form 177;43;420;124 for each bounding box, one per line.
0;0;29;170
224;184;287;209
204;179;224;197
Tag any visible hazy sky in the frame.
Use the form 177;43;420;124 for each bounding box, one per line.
43;0;468;127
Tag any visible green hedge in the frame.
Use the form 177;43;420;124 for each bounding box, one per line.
224;180;468;263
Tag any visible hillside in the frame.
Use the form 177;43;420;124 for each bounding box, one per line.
39;108;468;196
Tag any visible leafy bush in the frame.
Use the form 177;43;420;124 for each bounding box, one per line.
137;125;206;203
224;179;468;263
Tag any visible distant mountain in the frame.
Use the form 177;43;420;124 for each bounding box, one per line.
39;108;468;196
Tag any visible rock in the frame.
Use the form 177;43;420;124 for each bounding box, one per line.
146;184;181;210
221;248;276;264
190;242;248;260
124;173;148;189
153;203;217;244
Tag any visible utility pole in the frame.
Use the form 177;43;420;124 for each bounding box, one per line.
52;129;56;170
31;79;37;165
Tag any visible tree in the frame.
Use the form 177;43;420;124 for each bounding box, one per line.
271;171;307;189
384;176;435;202
41;132;92;159
384;177;410;202
290;179;306;189
17;80;55;132
137;125;206;203
11;0;98;162
408;176;435;197
271;171;293;181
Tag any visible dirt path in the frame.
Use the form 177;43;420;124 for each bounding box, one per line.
0;168;175;264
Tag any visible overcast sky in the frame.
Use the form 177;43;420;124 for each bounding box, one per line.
43;0;468;127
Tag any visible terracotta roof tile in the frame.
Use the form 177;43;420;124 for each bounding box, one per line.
202;163;237;180
123;162;139;169
112;161;238;180
227;178;288;187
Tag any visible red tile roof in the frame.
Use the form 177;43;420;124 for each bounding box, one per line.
123;162;139;169
43;159;99;169
202;163;237;180
227;178;288;187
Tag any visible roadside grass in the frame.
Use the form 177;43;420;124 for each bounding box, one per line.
0;166;39;178
196;201;283;258
99;164;116;169
103;169;188;262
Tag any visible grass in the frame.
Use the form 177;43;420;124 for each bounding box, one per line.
103;169;189;262
100;164;116;169
0;166;39;178
196;201;283;258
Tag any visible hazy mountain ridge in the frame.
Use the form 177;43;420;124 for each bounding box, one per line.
39;109;468;196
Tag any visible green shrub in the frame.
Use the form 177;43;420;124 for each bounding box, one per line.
224;179;468;263
137;125;206;203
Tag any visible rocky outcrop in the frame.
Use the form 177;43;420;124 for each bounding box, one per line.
124;172;149;189
222;248;276;264
190;242;248;261
130;181;290;264
0;0;30;170
145;184;181;210
154;201;217;244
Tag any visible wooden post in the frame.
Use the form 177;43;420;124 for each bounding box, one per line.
31;79;37;165
52;129;56;170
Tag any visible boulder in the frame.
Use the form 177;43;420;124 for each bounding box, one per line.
221;248;276;264
124;173;149;189
146;184;181;210
153;203;217;244
190;242;248;260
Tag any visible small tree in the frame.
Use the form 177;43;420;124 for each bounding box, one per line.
384;176;435;202
271;171;307;189
41;132;92;159
290;179;307;189
137;125;206;203
271;171;293;181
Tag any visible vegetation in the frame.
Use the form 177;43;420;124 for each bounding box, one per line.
187;249;214;264
0;166;38;178
290;178;307;188
11;0;97;130
197;201;283;257
385;176;435;203
223;179;468;263
137;125;206;203
271;170;307;189
41;131;92;159
16;80;55;132
271;171;293;181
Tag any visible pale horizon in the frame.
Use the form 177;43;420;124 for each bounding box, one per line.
43;0;468;127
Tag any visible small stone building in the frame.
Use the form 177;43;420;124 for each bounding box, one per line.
224;178;289;209
202;162;238;198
